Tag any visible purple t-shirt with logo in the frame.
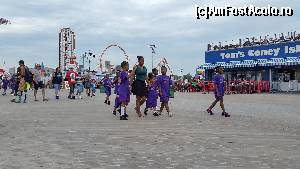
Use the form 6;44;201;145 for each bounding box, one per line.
214;74;225;96
156;75;172;102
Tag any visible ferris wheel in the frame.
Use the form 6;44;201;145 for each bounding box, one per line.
98;44;130;73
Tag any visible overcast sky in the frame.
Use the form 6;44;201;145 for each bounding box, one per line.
0;0;299;74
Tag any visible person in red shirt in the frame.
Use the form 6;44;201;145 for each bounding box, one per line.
66;67;78;99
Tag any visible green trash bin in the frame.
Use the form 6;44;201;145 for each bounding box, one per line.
100;86;106;93
169;88;175;98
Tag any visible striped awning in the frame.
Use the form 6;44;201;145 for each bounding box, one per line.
198;63;215;69
285;57;300;65
236;60;256;67
268;58;285;66
256;59;268;66
198;57;300;70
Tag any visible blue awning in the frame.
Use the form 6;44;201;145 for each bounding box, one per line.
198;57;300;70
285;57;300;65
236;60;256;67
268;58;285;66
256;59;268;66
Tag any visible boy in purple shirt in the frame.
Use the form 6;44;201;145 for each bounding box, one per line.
103;74;113;105
155;66;173;117
207;66;230;117
118;61;135;120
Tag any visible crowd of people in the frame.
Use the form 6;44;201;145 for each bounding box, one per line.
0;56;183;120
207;31;300;51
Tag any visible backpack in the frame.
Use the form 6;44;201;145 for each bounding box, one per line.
25;67;33;83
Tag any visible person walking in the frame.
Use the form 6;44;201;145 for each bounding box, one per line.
52;67;63;99
32;64;48;101
65;67;78;99
132;56;148;117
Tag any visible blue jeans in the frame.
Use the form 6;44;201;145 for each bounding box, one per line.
54;84;61;94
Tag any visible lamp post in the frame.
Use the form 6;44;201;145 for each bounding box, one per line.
148;45;156;69
84;50;96;73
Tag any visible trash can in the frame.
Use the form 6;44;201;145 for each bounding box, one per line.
169;88;175;98
100;86;106;93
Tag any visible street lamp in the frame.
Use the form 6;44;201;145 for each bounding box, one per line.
148;45;156;69
83;50;96;73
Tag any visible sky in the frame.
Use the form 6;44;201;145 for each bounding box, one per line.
0;0;299;75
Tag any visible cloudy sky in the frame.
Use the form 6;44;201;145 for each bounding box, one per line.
0;0;299;74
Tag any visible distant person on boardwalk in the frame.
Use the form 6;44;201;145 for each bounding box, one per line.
103;74;113;105
32;64;47;101
66;67;78;99
206;66;230;117
52;67;63;99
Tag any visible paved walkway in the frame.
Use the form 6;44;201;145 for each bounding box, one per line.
0;90;299;169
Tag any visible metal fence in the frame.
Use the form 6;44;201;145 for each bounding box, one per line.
271;81;300;92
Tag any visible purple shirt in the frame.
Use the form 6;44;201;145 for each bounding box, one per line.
118;71;129;93
103;78;112;89
2;79;9;88
156;75;172;99
214;74;225;96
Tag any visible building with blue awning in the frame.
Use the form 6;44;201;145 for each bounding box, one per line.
198;40;300;84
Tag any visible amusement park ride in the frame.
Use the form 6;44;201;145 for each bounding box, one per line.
59;28;77;73
98;44;173;75
155;57;173;75
98;44;129;73
58;27;172;75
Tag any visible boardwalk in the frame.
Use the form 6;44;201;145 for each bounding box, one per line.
0;91;299;169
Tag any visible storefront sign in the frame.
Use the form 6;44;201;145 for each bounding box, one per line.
205;41;300;63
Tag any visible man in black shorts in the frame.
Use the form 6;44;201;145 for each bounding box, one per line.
32;64;47;101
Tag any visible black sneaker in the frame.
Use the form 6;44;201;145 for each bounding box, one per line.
120;115;128;120
104;100;107;104
117;109;121;115
222;112;225;116
153;112;159;116
56;96;59;99
72;96;76;99
124;113;128;118
144;108;148;116
112;110;117;116
206;109;214;115
224;112;231;117
108;101;111;105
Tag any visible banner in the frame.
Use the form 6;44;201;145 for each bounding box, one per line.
205;41;300;63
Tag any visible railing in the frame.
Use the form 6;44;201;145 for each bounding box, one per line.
271;80;300;92
175;80;271;94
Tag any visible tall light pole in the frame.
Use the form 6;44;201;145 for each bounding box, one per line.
148;45;156;69
84;50;96;73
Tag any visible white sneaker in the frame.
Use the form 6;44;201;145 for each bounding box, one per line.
168;112;173;117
